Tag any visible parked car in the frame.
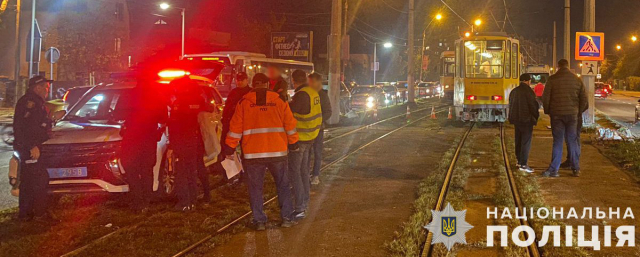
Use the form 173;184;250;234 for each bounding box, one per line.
350;85;385;111
382;85;400;106
416;82;442;98
596;82;613;96
394;81;408;103
322;81;352;115
595;84;608;99
9;61;225;196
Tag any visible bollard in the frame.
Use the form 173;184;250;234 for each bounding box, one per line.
447;107;453;120
430;105;437;119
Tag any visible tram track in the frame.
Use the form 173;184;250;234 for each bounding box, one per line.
59;102;446;257
419;124;540;257
169;106;444;257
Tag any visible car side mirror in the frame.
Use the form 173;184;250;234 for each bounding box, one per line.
637;99;640;103
52;110;67;121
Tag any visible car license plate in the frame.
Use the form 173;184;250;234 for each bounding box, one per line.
47;167;88;178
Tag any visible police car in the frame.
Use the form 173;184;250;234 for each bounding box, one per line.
9;61;225;196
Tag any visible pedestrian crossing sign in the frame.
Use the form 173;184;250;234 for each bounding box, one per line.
575;32;605;61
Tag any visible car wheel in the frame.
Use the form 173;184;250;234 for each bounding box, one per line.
159;148;177;198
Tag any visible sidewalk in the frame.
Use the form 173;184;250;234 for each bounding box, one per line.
509;115;640;256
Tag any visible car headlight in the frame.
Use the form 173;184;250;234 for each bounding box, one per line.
426;89;430;93
445;85;450;88
367;96;374;102
366;102;375;108
396;92;401;97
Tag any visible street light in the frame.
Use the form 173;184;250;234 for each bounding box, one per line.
632;36;637;43
616;44;622;51
435;13;443;21
373;42;393;85
159;2;186;58
474;19;482;26
464;32;471;38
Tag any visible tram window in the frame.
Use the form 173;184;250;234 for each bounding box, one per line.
505;40;511;79
512;43;518;78
464;40;504;78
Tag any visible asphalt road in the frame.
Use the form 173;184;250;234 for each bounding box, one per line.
594;93;640;136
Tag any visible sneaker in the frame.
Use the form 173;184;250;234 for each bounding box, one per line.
519;165;535;173
281;219;297;228
541;170;559;177
173;205;192;212
572;170;581;177
293;211;306;220
254;222;266;231
560;161;571;169
310;176;320;185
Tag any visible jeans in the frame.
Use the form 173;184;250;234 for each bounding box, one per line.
288;143;313;212
311;129;324;177
175;151;199;208
549;115;580;172
19;160;49;219
565;114;583;164
514;123;534;166
245;160;294;223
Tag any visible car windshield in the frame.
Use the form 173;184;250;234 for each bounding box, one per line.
383;86;396;92
352;87;379;95
64;89;133;123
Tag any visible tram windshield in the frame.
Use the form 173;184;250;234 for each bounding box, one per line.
464;40;504;78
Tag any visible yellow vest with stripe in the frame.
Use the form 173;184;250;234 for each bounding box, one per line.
294;87;323;141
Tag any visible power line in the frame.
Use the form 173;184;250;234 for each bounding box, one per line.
380;0;408;14
439;0;470;27
353;16;407;41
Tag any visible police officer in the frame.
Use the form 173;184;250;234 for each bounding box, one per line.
14;76;53;221
120;74;168;213
169;77;211;211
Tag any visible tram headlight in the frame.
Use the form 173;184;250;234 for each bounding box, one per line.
367;96;375;103
366;102;375;109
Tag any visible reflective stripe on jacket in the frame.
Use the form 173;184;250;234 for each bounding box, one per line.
294;86;322;141
225;88;298;160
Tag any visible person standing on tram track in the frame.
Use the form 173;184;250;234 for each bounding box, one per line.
223;73;298;230
120;73;168;214
508;73;539;174
267;65;289;102
308;73;332;185
288;70;322;220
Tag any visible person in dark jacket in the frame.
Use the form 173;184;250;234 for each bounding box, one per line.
168;77;212;211
221;72;252;149
541;59;588;177
14;76;52;220
120;75;168;213
267;66;289;102
508;73;539;173
308;73;332;185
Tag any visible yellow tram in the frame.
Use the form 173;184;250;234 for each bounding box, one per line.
440;51;455;100
453;32;521;122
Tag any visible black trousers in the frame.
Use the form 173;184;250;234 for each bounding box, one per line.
197;154;210;202
19;161;49;219
514;123;534;166
121;144;156;210
175;150;199;208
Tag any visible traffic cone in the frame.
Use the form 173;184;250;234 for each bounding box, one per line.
430;105;437;119
447;107;453;120
406;105;412;121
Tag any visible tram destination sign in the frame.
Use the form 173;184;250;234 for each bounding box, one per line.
271;32;312;62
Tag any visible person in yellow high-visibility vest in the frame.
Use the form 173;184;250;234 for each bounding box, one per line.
288;69;322;220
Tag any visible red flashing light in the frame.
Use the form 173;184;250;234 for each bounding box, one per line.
467;95;477;101
62;91;69;102
158;70;190;79
492;95;503;101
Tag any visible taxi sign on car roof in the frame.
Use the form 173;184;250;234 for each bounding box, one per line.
575;32;604;61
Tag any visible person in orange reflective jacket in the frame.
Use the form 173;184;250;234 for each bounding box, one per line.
223;73;298;230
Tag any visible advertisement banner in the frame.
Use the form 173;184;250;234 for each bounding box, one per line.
271;32;312;62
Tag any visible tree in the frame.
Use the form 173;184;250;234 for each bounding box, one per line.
228;14;285;55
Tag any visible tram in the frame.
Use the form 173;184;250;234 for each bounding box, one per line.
440;51;455;100
453;32;521;122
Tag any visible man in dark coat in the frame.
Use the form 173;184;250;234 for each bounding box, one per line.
14;76;52;220
267;66;289;102
541;59;588;177
508;73;539;173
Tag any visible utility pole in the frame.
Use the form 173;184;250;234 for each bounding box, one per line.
583;0;595;126
328;0;342;124
28;0;35;78
564;0;570;68
552;21;557;72
407;0;415;104
341;0;347;82
12;0;21;106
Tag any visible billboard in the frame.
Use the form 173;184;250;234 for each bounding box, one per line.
271;32;312;62
575;32;605;61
